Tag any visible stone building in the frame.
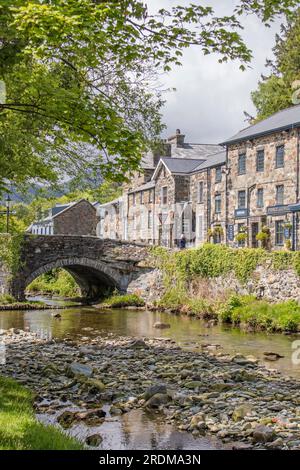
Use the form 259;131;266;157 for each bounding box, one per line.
98;104;300;251
29;199;99;236
222;104;300;251
98;130;225;247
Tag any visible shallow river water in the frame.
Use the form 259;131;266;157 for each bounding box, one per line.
1;300;300;449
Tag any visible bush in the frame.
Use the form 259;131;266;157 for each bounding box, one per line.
0;294;16;305
27;269;80;298
102;293;145;308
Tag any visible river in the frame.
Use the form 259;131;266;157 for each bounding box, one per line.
0;299;300;449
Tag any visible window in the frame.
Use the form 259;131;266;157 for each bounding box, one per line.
257;188;264;208
198;181;204;203
276;145;284;168
149;190;153;203
238;223;246;247
256;149;265;172
215;166;222;183
238;190;246;209
238;153;246;175
276;185;284;205
215;194;221;214
132;193;136;206
198;215;204;241
275;220;284;245
140;192;143;204
161;186;168;205
148;210;152;229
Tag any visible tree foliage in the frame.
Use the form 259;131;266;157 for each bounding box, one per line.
252;7;300;120
0;0;298;192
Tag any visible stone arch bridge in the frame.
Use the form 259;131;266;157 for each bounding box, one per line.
2;235;152;301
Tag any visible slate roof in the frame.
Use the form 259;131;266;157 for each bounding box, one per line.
169;143;222;159
141;143;222;169
161;157;206;174
221;104;300;145
192;150;226;172
128;181;156;194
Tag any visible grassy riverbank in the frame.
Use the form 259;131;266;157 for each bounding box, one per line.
157;292;300;333
98;293;145;308
0;294;49;311
0;376;82;450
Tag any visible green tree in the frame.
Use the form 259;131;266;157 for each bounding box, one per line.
252;7;300;120
0;1;298;193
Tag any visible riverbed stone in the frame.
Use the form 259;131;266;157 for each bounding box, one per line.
145;393;172;409
85;434;103;447
253;425;275;443
67;362;93;378
143;383;167;400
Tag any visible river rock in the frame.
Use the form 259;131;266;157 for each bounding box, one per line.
232;405;252;421
85;434;103;447
67;362;93;378
145;393;172;409
143;383;167;400
75;408;106;425
128;339;148;349
253;425;275;443
153;322;171;329
86;378;105;392
57;410;77;429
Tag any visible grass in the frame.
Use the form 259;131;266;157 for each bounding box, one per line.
157;290;300;333
0;376;83;450
100;293;145;308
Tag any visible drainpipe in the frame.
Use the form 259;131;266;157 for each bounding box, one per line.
247;184;256;246
225;145;229;245
207;169;211;239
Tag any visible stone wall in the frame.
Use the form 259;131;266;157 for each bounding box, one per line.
54;200;98;236
127;261;300;304
189;265;300;304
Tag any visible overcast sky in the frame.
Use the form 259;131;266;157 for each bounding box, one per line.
149;0;281;144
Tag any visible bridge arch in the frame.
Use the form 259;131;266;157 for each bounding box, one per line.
3;235;150;301
14;257;128;301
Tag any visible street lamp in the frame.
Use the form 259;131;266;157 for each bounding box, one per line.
5;195;12;233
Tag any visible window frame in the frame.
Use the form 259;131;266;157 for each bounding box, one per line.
257;188;264;208
215;193;222;214
238;153;246;175
161;186;168;205
238;190;246;209
275;220;284;246
276;184;284;205
256;149;265;172
275;145;285;169
215;166;222;183
198;181;204;203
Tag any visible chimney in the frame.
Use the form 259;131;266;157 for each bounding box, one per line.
167;129;185;148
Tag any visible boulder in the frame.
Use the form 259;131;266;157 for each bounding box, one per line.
66;362;93;378
143;383;167;401
145;393;172;409
253;425;275;443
